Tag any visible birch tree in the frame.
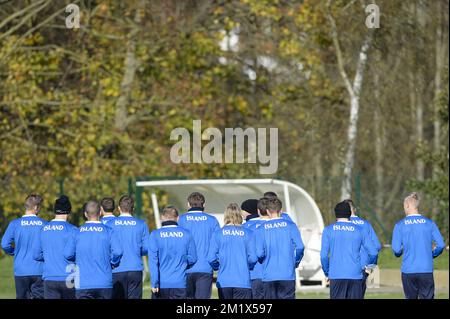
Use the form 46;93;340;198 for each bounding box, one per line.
326;1;374;200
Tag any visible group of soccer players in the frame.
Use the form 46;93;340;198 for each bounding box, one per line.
0;190;446;300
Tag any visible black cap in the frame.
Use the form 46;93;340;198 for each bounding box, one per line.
241;199;258;216
334;201;351;219
54;195;72;215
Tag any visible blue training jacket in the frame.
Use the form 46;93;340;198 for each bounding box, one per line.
1;215;46;276
107;214;149;273
281;213;294;223
391;214;445;274
320;220;378;280
178;208;220;274
208;225;257;289
100;215;116;226
256;217;304;282
64;221;122;290
148;223;197;289
350;215;382;267
243;217;268;280
34;220;78;281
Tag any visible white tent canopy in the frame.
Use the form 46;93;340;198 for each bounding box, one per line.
136;178;326;286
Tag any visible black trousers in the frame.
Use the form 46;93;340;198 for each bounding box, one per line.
186;273;213;299
44;280;76;299
112;271;143;299
152;288;187;299
14;276;44;299
251;279;264;299
263;280;296;299
361;271;369;298
76;288;113;299
401;273;434;299
329;279;363;299
218;287;252;299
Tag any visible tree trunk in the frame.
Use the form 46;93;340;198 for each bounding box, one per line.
114;1;145;132
326;2;374;200
374;71;384;216
339;34;373;200
415;74;425;182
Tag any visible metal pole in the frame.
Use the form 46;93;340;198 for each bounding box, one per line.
283;183;293;221
151;192;161;229
135;185;142;219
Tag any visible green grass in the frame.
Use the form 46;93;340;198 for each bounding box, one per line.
0;256;15;299
377;248;449;270
295;292;449;299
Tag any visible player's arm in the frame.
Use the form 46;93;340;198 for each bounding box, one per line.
148;232;160;289
207;232;220;271
186;232;197;269
109;227;123;268
63;231;77;262
367;222;382;251
361;226;378;265
320;228;330;278
431;221;445;258
33;231;44;262
290;223;305;268
282;213;293;223
246;230;258;270
1;221;16;256
255;226;266;263
391;223;403;257
140;223;150;257
365;222;382;264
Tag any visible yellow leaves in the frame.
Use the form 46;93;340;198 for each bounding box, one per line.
213;6;224;15
86;133;96;142
100;77;120;97
224;17;239;31
279;39;301;57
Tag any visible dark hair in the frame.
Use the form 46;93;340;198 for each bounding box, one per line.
25;194;43;211
162;206;179;219
257;197;269;216
263;191;278;200
119;195;134;213
343;199;355;211
266;197;282;212
85;200;100;217
100;197;115;213
187;192;205;208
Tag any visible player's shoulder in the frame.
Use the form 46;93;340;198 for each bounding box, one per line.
150;227;161;236
178;212;188;220
284;218;296;226
243;226;254;236
180;226;192;235
323;224;334;233
8;218;20;226
133;217;147;226
67;222;78;230
394;217;406;228
37;216;47;223
102;222;114;232
351;216;367;225
203;212;218;221
422;215;434;223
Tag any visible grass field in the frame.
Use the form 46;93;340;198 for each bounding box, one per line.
0;249;448;299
